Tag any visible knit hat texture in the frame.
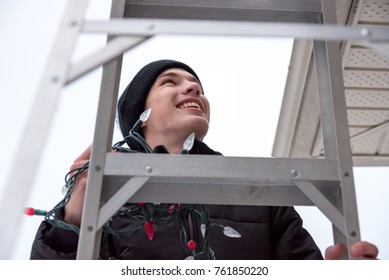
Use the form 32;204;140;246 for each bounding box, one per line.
117;59;202;137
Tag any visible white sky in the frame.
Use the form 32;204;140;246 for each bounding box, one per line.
0;0;388;260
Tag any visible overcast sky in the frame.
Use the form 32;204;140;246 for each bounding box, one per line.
0;0;388;260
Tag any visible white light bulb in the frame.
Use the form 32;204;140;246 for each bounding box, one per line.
140;108;151;122
62;184;68;195
223;226;241;238
183;132;195;151
200;224;206;237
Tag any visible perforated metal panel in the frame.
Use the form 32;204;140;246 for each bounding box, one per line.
347;48;389;68
349;127;369;137
273;0;389;165
347;109;389;126
343;0;389;160
359;0;389;23
345;89;389;107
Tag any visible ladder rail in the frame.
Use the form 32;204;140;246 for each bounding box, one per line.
0;0;89;259
312;0;361;259
76;0;127;260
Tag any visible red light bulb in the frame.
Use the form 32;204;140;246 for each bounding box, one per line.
144;221;154;241
24;207;35;216
187;240;196;250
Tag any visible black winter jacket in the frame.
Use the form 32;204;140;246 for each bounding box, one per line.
30;140;323;260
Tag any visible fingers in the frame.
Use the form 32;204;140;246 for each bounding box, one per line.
325;241;379;260
73;144;92;163
70;144;92;171
64;145;92;226
351;241;379;260
325;243;345;260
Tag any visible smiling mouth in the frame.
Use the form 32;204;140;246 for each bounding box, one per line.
177;102;202;110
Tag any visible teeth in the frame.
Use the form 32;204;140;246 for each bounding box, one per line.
178;102;201;110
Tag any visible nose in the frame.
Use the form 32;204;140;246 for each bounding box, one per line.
183;81;201;96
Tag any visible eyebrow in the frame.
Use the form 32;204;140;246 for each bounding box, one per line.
157;71;200;85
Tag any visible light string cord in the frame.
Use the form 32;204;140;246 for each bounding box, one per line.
27;109;240;259
112;119;153;153
43;162;90;234
176;205;215;260
32;111;153;233
199;205;215;259
103;203;177;239
113;108;153;153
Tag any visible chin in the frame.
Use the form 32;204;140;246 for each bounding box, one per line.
193;125;209;140
181;116;209;139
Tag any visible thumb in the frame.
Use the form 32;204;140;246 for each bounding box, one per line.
325;243;345;260
74;144;92;163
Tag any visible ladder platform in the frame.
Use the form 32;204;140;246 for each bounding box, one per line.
101;153;340;206
124;0;322;23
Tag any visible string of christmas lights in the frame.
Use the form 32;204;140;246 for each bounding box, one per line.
25;109;241;260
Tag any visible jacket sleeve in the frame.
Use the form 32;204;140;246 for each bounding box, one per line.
270;206;323;260
30;210;78;260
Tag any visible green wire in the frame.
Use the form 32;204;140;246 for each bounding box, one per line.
40;121;221;259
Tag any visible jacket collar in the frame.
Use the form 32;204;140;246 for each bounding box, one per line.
149;139;222;155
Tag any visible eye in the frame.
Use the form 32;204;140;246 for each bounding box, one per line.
161;79;175;85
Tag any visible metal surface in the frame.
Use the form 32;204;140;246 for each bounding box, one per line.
103;153;340;183
101;178;340;207
100;156;340;205
294;180;345;235
98;154;341;212
67;36;148;84
124;0;322;23
76;0;126;261
97;176;150;229
82;19;389;43
314;39;360;257
0;0;89;259
314;0;360;259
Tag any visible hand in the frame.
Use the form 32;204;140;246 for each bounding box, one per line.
325;241;379;260
64;145;92;226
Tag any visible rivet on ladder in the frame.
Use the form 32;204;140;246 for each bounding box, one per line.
69;20;78;27
360;28;371;37
145;166;153;174
50;76;59;83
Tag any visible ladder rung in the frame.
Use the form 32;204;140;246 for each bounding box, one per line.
104;153;340;183
124;0;322;23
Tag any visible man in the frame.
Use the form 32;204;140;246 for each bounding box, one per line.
30;60;378;260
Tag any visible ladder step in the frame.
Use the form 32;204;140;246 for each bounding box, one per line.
124;0;322;23
104;153;340;183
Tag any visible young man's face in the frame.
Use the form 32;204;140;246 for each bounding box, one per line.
143;68;210;142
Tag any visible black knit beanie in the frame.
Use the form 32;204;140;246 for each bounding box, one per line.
117;59;203;138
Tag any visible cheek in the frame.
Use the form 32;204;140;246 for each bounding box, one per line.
145;97;172;124
145;95;165;114
202;97;211;122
